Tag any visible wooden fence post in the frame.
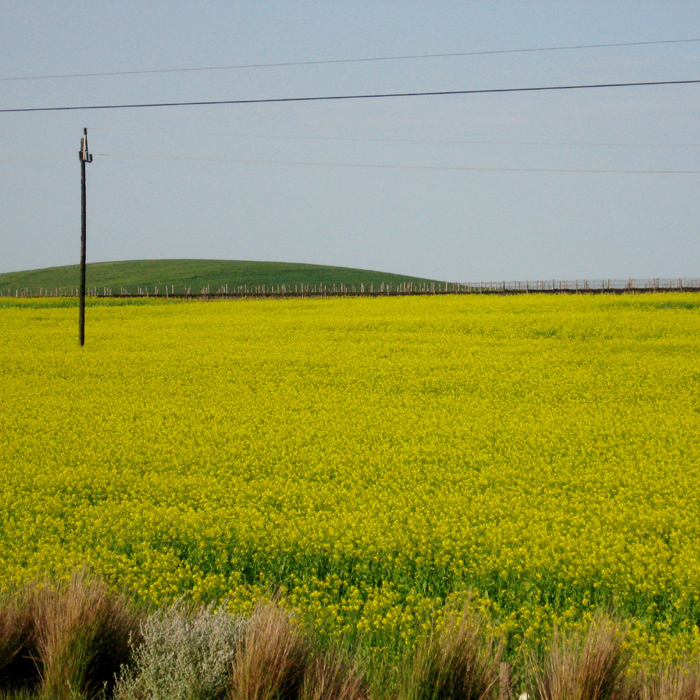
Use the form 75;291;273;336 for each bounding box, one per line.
499;661;511;700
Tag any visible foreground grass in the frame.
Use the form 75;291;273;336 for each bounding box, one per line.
1;574;699;700
1;294;699;664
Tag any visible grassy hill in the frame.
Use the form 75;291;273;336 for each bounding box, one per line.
0;259;442;294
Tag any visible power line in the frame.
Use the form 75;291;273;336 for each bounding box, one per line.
1;126;695;149
1;126;692;148
0;128;79;137
93;127;700;149
2;38;699;82
95;152;700;175
0;153;74;162
2;78;699;114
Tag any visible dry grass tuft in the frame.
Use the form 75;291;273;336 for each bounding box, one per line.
0;688;39;699
34;571;142;700
640;659;700;700
0;589;41;691
301;647;367;700
400;603;503;700
229;602;313;700
531;613;636;700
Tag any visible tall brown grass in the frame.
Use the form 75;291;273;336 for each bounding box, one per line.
400;603;503;700
0;588;41;691
640;659;700;700
530;613;636;700
229;602;312;700
301;647;367;700
33;572;142;700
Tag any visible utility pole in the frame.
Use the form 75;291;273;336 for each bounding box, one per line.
79;128;93;346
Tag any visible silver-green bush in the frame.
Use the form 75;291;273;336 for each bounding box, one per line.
115;601;246;700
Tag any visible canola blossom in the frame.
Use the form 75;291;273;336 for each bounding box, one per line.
1;294;699;660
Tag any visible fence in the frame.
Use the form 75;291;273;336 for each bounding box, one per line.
1;278;699;299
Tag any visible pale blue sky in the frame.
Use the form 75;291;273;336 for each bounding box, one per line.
1;2;698;281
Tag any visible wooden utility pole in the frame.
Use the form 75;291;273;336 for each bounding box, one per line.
79;128;93;346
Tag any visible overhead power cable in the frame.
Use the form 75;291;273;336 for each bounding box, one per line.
95;152;700;175
93;127;700;148
2;38;699;82
2;78;699;114
1;126;695;149
0;153;74;162
2;127;692;148
0;128;80;137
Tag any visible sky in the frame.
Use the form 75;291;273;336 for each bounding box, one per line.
1;1;698;282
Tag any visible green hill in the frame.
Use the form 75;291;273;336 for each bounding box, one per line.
0;259;442;294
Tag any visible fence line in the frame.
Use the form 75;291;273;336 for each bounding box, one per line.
1;278;699;299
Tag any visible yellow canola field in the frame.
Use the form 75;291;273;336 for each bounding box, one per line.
1;294;700;660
